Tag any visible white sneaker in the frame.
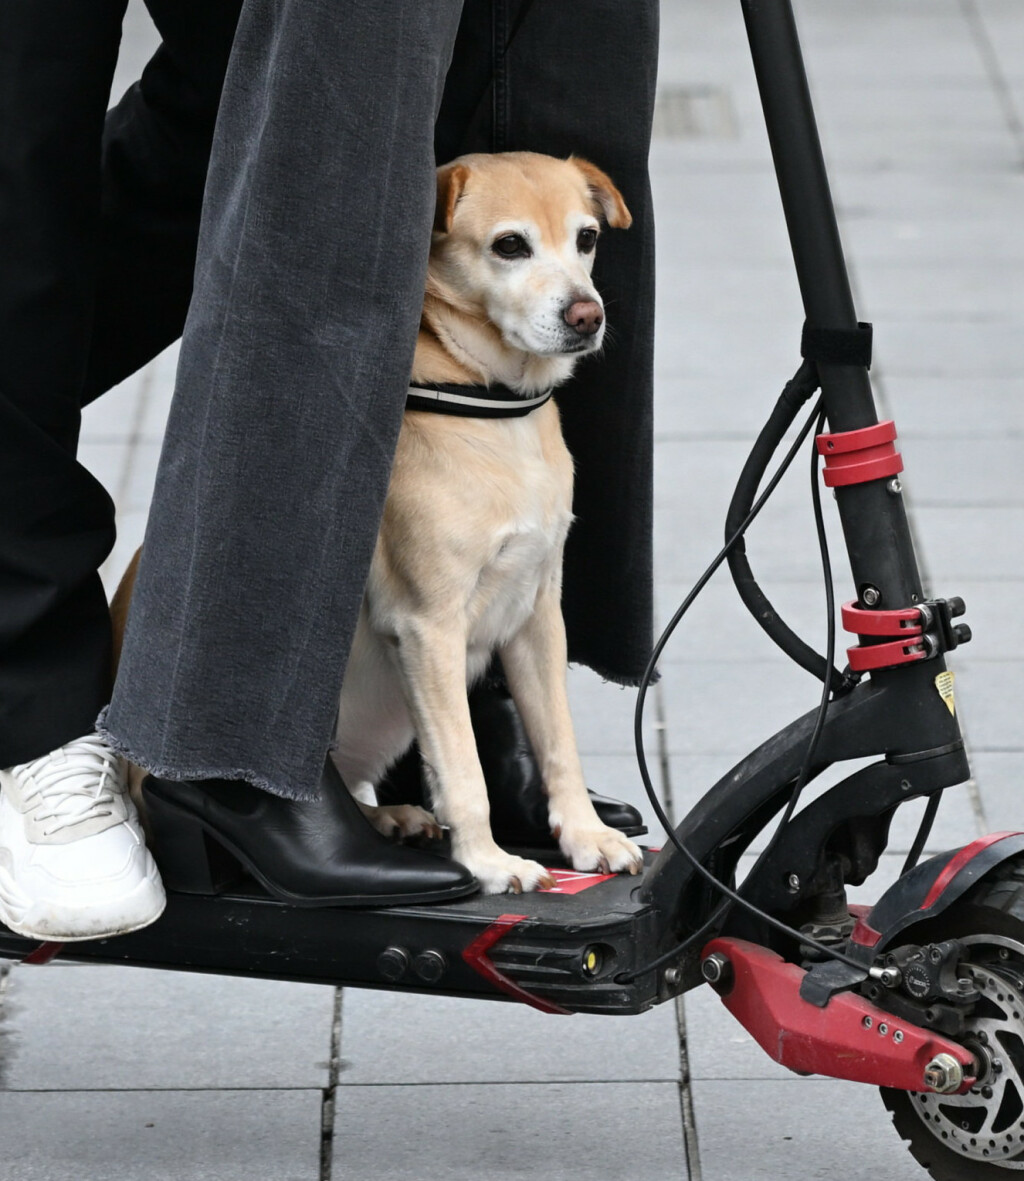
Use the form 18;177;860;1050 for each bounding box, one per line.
0;734;165;941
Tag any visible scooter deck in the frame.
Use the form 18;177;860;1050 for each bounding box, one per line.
0;849;670;1016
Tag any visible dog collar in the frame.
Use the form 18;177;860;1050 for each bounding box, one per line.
407;382;553;418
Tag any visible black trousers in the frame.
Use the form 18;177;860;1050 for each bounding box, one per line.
0;0;657;781
0;0;242;766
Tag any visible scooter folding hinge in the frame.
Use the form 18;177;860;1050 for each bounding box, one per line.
700;937;976;1093
841;597;971;673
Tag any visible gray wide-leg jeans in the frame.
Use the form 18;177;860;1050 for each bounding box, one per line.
102;0;659;801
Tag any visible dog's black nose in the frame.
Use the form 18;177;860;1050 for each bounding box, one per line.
563;300;604;336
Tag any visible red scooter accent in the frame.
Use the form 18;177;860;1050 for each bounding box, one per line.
461;914;573;1015
701;937;976;1092
21;941;64;966
816;420;903;488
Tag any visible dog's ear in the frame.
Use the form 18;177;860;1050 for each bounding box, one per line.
571;158;632;229
434;162;471;233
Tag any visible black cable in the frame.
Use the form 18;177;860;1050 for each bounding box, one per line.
726;361;844;692
623;398;872;982
901;793;942;877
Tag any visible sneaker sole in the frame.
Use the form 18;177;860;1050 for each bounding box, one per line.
0;859;166;943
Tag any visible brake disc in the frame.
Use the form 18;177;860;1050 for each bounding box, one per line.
906;940;1024;1168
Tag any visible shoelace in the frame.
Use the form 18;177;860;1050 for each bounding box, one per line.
17;737;123;837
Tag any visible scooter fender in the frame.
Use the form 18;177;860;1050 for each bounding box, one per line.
849;831;1024;957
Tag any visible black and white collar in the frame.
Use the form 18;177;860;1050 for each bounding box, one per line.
407;381;553;418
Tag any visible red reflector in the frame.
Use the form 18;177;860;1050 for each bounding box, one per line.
462;914;573;1015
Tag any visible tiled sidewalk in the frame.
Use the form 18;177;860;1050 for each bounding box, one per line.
2;2;1023;1178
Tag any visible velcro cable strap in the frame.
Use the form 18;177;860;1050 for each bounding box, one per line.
816;420;903;488
801;322;873;369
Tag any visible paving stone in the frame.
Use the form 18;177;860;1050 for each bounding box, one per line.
0;1089;321;1181
656;659;832;758
568;669;660;756
952;663;1024;753
692;1078;922;1180
969;749;1024;834
653;579;851;665
331;1082;685;1181
337;989;680;1085
0;963;334;1090
881;378;1024;439
683;983;795;1084
912;507;1024;582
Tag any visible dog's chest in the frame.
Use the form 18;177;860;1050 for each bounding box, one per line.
469;445;573;644
370;408;574;650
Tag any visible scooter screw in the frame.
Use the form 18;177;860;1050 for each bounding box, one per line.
699;944;732;992
861;585;882;607
924;1053;965;1094
887;478;903;495
787;873;801;893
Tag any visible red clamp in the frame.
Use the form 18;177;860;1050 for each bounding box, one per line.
841;600;927;673
816;420;903;488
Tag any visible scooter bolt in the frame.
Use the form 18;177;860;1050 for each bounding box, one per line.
787;873;801;893
377;946;410;982
701;953;733;993
878;1023;889;1036
993;1058;1004;1074
862;1016;873;1029
894;1031;904;1043
877;967;901;988
887;478;903;495
664;966;682;986
861;585;882;607
924;1053;965;1094
413;949;447;984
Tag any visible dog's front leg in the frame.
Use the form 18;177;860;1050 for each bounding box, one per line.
499;590;643;877
394;620;555;895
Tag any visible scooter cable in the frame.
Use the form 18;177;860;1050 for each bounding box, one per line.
626;397;877;981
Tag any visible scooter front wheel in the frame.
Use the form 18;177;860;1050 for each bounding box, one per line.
881;857;1024;1177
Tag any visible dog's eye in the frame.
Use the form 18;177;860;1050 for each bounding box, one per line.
577;227;599;254
492;234;531;259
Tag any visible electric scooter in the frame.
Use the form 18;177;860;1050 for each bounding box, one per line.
1;3;1017;1176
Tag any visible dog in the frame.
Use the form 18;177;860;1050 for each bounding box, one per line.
113;151;643;895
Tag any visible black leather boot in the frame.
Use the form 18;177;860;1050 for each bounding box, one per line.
376;684;646;848
142;759;478;906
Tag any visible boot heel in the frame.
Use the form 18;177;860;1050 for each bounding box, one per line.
143;784;245;895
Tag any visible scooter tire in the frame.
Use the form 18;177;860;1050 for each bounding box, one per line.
879;855;1024;1178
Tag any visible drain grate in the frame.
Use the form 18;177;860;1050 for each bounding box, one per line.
652;85;738;140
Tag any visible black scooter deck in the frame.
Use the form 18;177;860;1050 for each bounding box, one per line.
0;849;671;1016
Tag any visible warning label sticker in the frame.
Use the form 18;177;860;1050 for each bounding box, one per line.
540;869;617;895
935;670;956;716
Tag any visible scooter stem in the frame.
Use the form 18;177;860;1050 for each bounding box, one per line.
741;0;928;622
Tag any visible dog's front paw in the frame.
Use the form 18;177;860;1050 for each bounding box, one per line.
456;847;556;895
358;802;443;841
559;826;643;876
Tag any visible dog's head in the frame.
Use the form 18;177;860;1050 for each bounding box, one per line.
429;152;631;360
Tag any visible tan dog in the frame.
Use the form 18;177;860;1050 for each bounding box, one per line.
114;152;643;895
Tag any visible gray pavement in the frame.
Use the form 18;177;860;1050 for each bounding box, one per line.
2;1;1023;1178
